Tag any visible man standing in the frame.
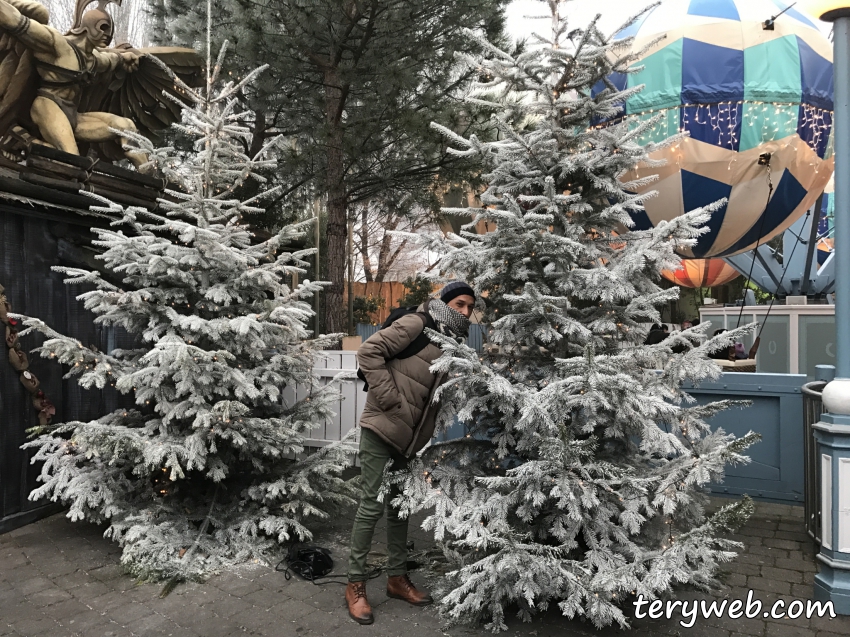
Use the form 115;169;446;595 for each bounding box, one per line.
345;282;476;625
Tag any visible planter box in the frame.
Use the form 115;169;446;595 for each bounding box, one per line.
341;335;362;351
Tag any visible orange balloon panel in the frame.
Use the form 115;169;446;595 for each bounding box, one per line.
661;259;741;289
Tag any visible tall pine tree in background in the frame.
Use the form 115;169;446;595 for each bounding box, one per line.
148;0;510;335
19;42;357;582
389;1;760;630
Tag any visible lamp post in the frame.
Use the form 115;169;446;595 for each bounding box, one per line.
809;0;850;614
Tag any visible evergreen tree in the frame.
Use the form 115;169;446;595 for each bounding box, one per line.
388;2;760;630
20;43;357;582
397;275;436;308
148;0;511;336
352;295;385;325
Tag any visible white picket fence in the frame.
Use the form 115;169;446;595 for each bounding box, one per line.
281;351;366;456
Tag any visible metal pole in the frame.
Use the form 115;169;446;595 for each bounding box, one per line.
813;14;850;616
801;195;825;297
835;16;850;379
347;219;354;336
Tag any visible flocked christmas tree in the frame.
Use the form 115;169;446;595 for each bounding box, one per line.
388;1;760;631
19;39;357;582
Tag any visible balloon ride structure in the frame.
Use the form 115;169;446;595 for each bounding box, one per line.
595;0;836;296
662;258;742;288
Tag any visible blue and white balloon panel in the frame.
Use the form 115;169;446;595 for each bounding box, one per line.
599;0;835;258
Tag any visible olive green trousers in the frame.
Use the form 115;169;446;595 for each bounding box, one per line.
347;427;410;582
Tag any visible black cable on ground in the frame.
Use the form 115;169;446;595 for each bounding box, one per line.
275;558;383;586
274;542;388;586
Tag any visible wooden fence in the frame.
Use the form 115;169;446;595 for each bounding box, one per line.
346;281;488;326
1;206;136;533
284;352;366;452
345;281;442;324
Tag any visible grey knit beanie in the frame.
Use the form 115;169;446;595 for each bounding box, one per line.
439;281;476;304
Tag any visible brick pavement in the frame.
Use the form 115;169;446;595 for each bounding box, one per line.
1;499;848;637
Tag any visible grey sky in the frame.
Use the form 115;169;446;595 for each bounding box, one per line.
505;0;625;41
504;0;832;42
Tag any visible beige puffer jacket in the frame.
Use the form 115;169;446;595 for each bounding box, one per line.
356;301;448;458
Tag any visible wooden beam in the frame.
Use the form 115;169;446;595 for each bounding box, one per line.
0;176;94;210
26;157;88;182
91;161;164;191
20;172;86;194
28;144;95;170
88;172;160;202
0;202;108;227
89;184;159;210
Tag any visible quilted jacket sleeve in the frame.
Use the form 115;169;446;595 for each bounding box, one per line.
356;313;426;414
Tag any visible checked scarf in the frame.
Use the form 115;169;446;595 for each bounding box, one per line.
426;298;470;341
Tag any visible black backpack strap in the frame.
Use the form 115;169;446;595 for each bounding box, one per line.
393;312;435;360
357;304;436;391
381;306;417;329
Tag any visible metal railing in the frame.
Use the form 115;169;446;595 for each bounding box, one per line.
803;380;827;543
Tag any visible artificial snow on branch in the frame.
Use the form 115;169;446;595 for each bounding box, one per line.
384;2;760;631
20;42;355;583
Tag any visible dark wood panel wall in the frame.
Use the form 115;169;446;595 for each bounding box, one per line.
1;204;134;533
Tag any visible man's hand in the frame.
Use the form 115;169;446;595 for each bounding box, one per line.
120;51;141;72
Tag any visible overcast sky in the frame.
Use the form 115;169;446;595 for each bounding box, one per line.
505;0;624;41
504;0;833;42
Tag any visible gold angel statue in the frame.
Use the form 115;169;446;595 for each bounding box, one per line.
0;0;202;168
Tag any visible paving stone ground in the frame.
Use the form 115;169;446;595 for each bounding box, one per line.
1;497;848;637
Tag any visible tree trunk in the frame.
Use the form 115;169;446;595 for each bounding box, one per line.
324;69;348;339
374;217;399;282
249;109;267;159
360;205;374;282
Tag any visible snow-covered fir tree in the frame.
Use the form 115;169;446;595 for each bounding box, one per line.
19;42;357;582
388;1;760;631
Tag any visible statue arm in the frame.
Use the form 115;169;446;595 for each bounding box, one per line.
91;48;121;73
0;1;55;53
6;1;48;24
92;48;140;73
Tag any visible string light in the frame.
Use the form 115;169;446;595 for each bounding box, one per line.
599;101;834;158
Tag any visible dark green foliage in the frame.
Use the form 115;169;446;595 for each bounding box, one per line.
353;295;385;325
147;0;510;210
148;0;510;331
396;275;434;308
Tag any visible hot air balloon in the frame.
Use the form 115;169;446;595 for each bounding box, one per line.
662;258;742;287
596;0;835;259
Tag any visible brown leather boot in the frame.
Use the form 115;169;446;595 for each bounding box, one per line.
386;574;433;606
345;581;374;625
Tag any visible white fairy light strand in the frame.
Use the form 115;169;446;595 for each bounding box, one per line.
595;100;834;158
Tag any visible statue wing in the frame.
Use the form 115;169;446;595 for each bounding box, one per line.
0;2;51;144
77;46;204;139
